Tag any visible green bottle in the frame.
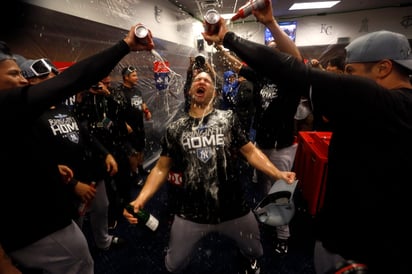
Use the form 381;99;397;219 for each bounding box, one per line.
125;204;159;231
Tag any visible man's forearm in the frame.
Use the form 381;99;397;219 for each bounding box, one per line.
265;19;302;60
0;245;21;274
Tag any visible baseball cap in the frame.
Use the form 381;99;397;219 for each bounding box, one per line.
253;179;299;227
345;30;412;71
224;70;236;80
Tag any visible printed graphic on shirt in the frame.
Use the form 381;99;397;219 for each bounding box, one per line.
163;109;250;222
259;82;278;111
166;109;239;186
168;171;182;186
48;113;80;144
62;94;76;111
130;95;143;110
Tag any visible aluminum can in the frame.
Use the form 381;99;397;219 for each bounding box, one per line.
134;25;149;43
204;9;221;35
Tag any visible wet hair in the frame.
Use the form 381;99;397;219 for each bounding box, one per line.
193;70;214;84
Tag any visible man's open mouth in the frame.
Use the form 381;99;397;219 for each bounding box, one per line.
196;87;205;94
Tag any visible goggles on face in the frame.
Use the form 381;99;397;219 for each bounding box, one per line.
29;58;59;78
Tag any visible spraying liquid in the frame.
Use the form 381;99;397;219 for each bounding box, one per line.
151;48;181;81
134;25;184;115
149;48;183;114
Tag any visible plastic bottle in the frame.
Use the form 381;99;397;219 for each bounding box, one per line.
78;181;96;216
231;0;270;21
125;204;159;231
203;9;221;35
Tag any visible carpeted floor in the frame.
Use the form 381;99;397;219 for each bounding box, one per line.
84;164;317;274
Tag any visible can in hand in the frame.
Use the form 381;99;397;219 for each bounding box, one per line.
134;24;149;44
203;9;221;35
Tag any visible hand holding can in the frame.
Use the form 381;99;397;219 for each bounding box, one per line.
134;24;151;45
201;16;228;46
203;9;221;35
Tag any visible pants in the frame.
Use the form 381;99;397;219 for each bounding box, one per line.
76;179;113;249
257;143;298;240
165;211;263;273
10;220;94;274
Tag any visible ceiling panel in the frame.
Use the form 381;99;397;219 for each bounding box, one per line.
168;0;411;21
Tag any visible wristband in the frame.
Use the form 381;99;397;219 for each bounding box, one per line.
143;108;150;114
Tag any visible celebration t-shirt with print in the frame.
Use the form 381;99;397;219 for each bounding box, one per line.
161;109;250;224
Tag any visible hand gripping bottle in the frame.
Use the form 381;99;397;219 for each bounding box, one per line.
125;204;159;232
231;0;270;21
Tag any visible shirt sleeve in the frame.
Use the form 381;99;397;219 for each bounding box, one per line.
0;40;130;120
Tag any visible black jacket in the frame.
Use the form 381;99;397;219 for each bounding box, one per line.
0;40;130;252
223;31;412;274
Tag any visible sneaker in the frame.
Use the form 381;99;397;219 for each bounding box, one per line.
236;252;260;274
108;220;117;231
101;236;126;251
275;239;288;255
245;259;261;274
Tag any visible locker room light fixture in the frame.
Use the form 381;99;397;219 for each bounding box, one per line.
289;1;341;10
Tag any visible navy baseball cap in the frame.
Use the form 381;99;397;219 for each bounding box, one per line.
254;179;299;227
345;30;412;71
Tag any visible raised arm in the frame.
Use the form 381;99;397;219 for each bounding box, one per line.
252;0;302;60
0;245;21;274
1;23;155;118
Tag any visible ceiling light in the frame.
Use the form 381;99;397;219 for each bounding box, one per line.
289;1;341;10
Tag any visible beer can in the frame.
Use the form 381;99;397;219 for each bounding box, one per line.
134;25;149;43
204;9;221;35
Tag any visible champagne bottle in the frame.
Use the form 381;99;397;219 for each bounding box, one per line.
231;0;270;21
125;204;159;231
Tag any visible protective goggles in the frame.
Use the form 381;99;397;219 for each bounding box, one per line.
25;58;59;79
122;65;137;76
